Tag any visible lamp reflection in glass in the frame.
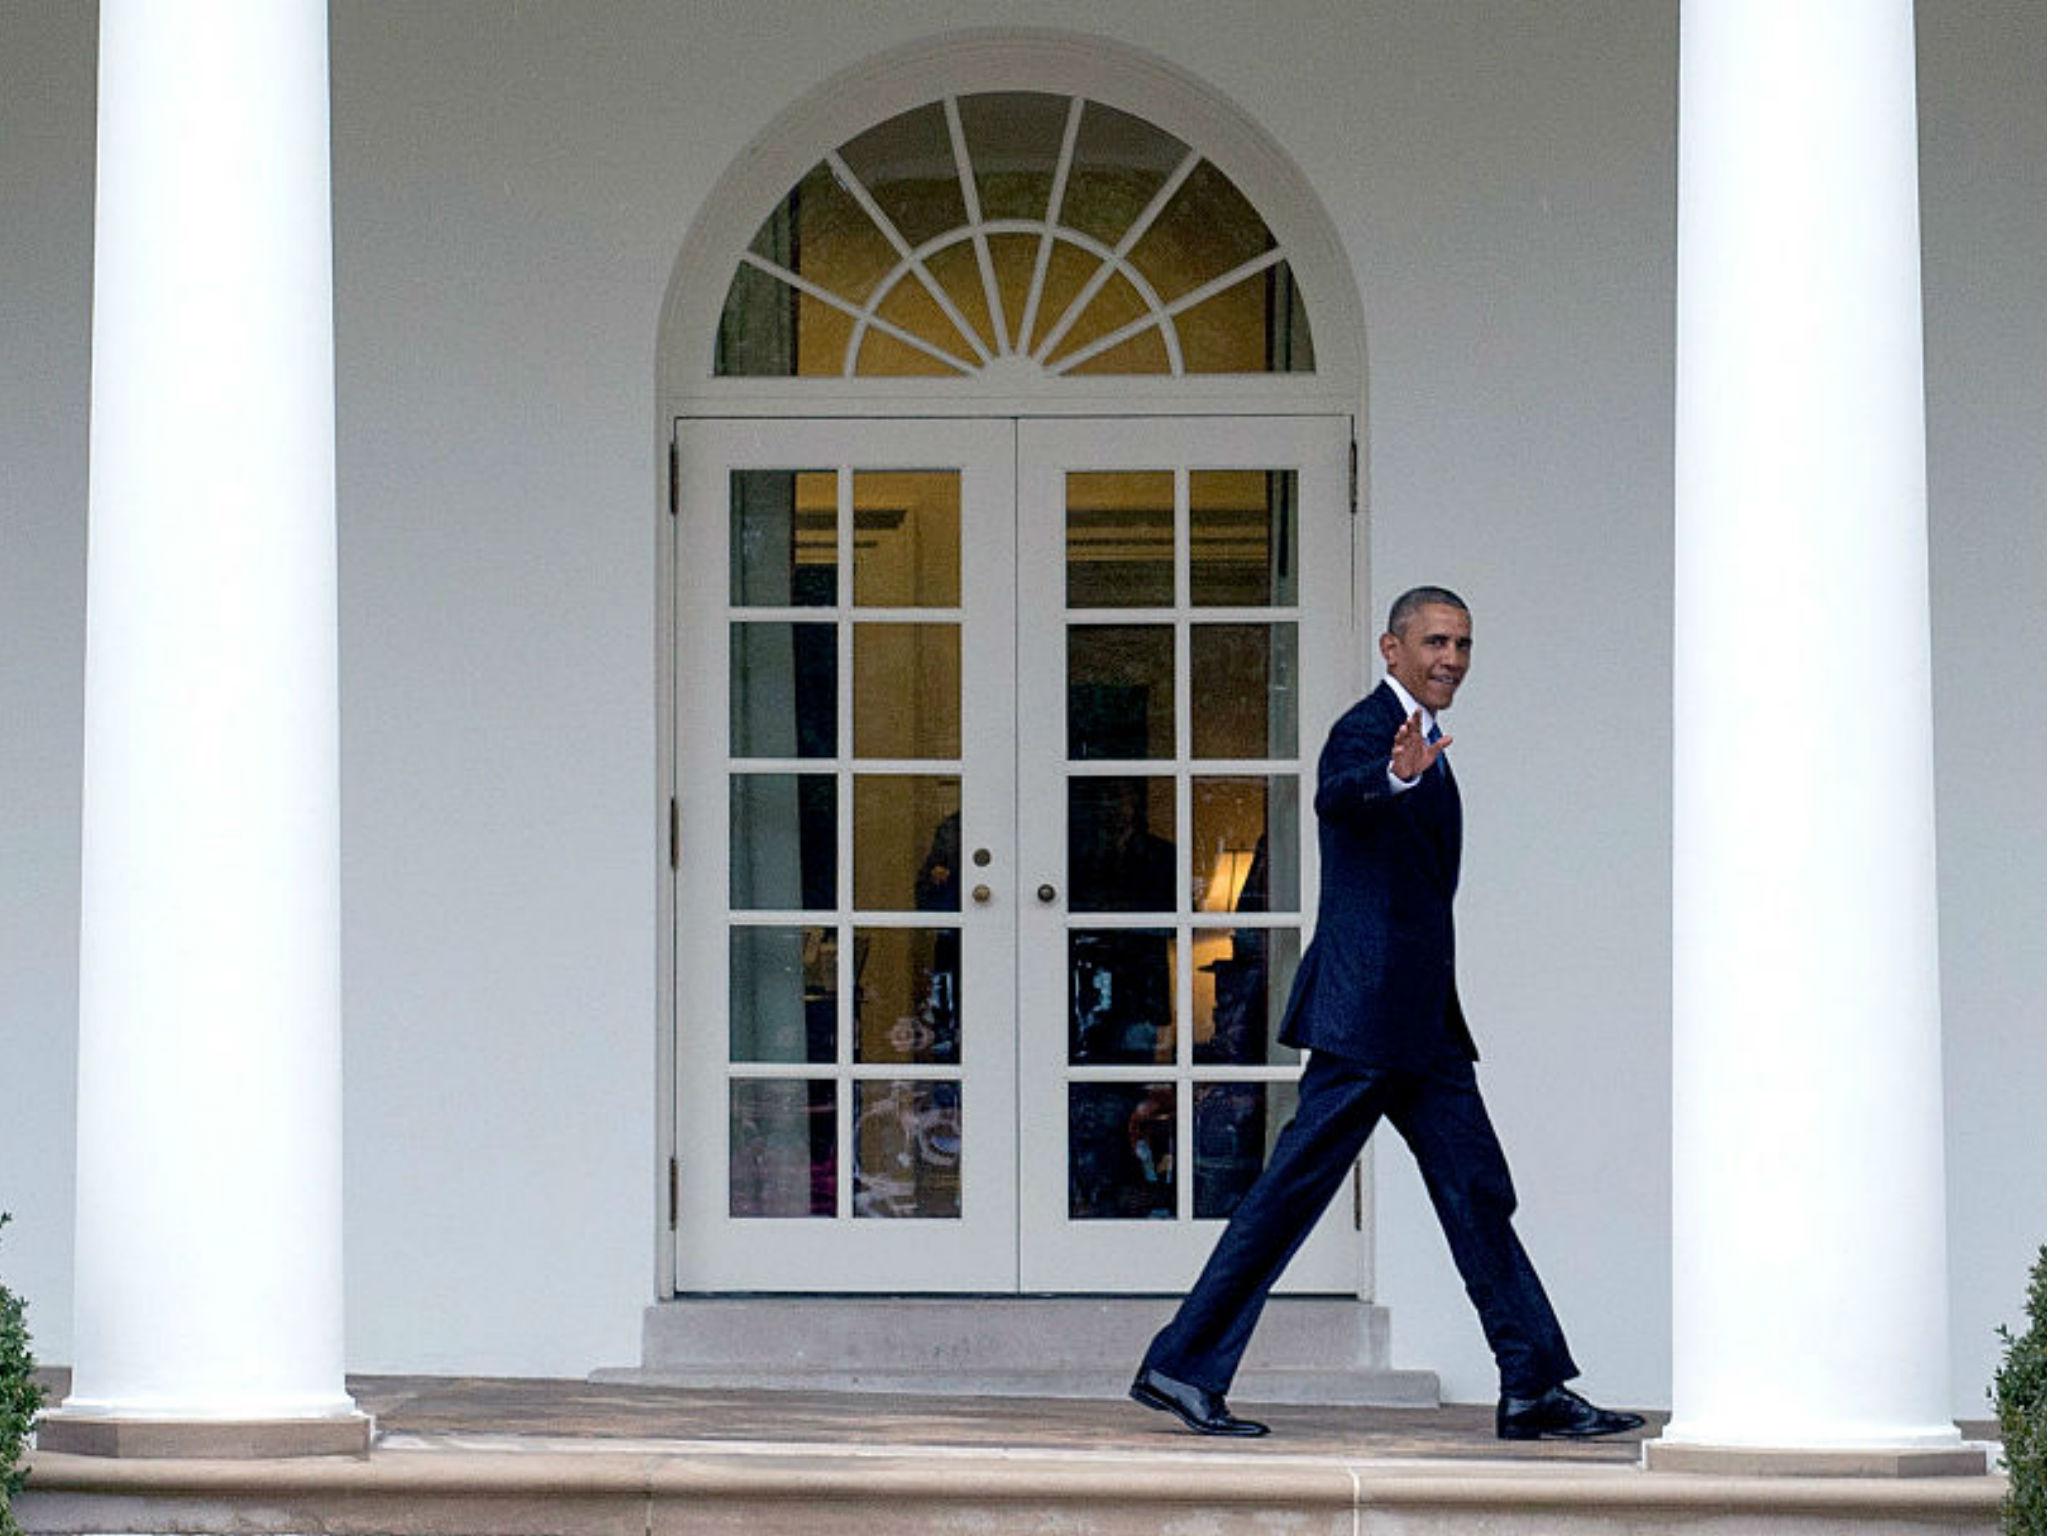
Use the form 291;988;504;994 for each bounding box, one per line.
1195;838;1273;1065
1198;846;1257;914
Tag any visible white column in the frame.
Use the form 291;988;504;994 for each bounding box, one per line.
47;0;364;1456
1656;0;1973;1472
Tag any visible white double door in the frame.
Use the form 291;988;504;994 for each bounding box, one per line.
675;414;1359;1294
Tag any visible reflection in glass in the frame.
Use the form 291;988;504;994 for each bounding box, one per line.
1061;102;1189;248
730;775;836;910
872;275;977;366
1190;625;1297;760
960;92;1069;223
852;472;961;606
1127;161;1275;305
1194;1081;1298;1219
1043;270;1150;369
1034;242;1108;362
855;927;960;1064
763;161;897;306
731;622;836;759
1068;626;1174;760
1177;259;1315;374
854;625;960;759
1191;777;1299;913
730;926;837;1064
1273;265;1315;371
925;242;997;354
1190;471;1297;607
853;1081;962;1218
718;243;855;378
856;326;964;378
729;1079;835;1217
1069;777;1177;914
715;261;801;379
839;103;967;250
715;97;1318;380
986;233;1041;350
1069;929;1175;1064
1065;326;1172;377
730;470;836;605
1066;472;1173;607
854;775;962;911
1193;926;1301;1066
1070;1083;1176;1220
788;293;857;378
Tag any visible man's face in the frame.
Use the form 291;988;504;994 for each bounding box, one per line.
1379;603;1472;712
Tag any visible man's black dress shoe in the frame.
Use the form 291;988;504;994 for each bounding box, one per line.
1496;1384;1645;1440
1130;1365;1269;1437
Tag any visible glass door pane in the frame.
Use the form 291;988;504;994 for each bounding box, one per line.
1016;415;1356;1293
675;418;1017;1291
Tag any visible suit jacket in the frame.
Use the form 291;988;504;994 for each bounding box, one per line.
1276;681;1479;1069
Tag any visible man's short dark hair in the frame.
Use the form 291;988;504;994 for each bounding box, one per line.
1386;585;1470;637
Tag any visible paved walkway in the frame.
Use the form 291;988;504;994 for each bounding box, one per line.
351;1373;1664;1459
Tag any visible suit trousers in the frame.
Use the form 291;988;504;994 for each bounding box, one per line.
1141;1050;1579;1399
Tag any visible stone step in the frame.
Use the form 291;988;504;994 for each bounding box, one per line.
594;1363;1442;1406
604;1296;1440;1405
19;1441;2007;1536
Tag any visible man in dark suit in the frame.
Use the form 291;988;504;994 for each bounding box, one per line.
1131;587;1643;1442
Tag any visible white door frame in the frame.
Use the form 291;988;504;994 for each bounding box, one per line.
664;412;1369;1297
672;417;1018;1290
1015;414;1359;1292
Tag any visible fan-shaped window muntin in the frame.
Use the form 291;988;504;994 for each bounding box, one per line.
716;93;1315;379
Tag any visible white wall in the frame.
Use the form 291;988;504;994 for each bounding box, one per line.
1917;0;2047;1421
1341;0;1680;1412
0;0;92;1381
0;0;2037;1413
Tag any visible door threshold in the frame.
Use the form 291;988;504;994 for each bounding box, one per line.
610;1296;1440;1406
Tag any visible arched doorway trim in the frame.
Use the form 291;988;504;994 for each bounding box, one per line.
656;28;1366;415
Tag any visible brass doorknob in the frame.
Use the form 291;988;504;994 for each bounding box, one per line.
1036;883;1058;903
971;884;992;904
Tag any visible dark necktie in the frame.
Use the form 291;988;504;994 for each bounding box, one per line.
1426;721;1445;777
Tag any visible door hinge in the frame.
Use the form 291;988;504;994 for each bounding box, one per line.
1352;1162;1364;1229
668;797;680;869
667;437;679;518
1347;435;1359;518
667;1156;679;1230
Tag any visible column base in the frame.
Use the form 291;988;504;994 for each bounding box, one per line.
36;1410;373;1460
1642;1439;1987;1478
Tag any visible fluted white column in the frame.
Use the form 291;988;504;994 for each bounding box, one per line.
1654;0;1974;1474
47;0;364;1457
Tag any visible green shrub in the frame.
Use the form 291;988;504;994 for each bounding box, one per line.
0;1214;44;1536
1993;1245;2046;1536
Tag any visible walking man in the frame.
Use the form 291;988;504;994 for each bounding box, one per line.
1131;586;1643;1442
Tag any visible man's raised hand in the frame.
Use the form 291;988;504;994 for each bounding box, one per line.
1389;709;1450;782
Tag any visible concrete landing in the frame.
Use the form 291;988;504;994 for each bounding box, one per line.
15;1376;2005;1536
612;1294;1441;1403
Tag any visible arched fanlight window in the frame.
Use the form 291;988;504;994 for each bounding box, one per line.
715;93;1315;378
